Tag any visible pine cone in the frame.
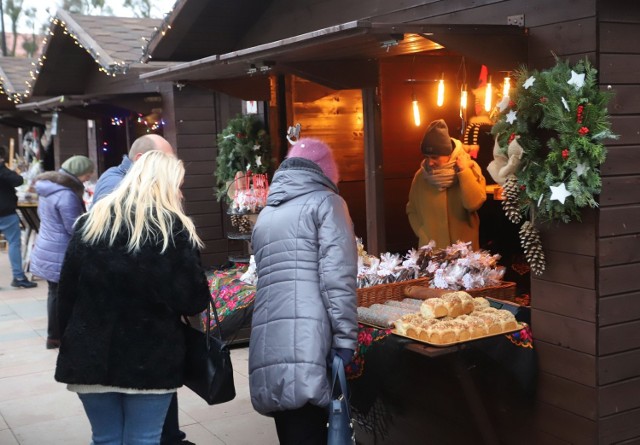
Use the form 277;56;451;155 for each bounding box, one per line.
502;175;522;224
237;216;252;233
519;221;546;276
230;214;241;228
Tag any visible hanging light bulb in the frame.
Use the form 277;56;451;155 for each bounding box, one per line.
485;75;493;112
503;76;511;97
412;92;421;127
460;84;468;119
437;73;445;107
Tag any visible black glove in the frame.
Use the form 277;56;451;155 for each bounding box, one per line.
329;348;355;367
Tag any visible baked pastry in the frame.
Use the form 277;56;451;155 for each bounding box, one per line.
420;298;448;319
385;300;422;311
474;312;502;334
427;320;459;344
457;314;489;339
394;313;423;335
450;291;475;315
441;293;463;318
494;309;518;331
472;297;491;311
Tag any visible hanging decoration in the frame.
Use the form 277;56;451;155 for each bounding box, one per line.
490;57;616;274
215;114;271;202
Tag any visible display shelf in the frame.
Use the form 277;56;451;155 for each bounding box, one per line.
228;255;250;263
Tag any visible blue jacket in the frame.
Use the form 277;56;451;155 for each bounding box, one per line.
92;156;132;203
30;170;85;282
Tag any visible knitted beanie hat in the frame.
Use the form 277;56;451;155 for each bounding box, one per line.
420;119;454;156
287;138;339;184
61;155;94;177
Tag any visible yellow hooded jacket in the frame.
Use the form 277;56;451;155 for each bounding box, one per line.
406;139;487;249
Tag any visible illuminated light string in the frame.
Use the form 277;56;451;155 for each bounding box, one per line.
139;4;177;62
23;15;131;100
109;115;166;132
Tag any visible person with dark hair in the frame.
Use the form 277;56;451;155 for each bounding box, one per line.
0;145;37;289
407;119;487;249
31;155;95;349
249;138;358;444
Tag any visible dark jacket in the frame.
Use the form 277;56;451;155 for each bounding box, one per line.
54;217;211;390
30;170;85;282
0;163;23;216
92;156;132;203
249;157;358;414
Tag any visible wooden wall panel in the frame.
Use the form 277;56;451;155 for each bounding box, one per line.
600;54;640;84
600;22;640;53
537;372;597;420
537;209;596;256
599;407;640;444
535;250;595;289
600;176;640;206
608;116;640;146
531;309;596;354
530;279;596;322
600;320;640;355
528;18;597;61
600;263;640;296
601;146;640;176
599;348;640;385
55;114;88;169
599;377;640;417
600;292;640;327
600;234;640;267
600;206;640;237
533;401;597;445
536;341;596;386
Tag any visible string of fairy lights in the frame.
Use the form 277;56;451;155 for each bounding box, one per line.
0;76;27;104
139;2;178;62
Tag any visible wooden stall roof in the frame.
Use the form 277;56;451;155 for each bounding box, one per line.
140;20;526;90
141;0;273;63
28;10;165;97
0;57;35;104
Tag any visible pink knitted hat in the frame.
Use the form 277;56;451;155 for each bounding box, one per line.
287;138;339;184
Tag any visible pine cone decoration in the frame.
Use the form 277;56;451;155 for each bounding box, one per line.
519;221;546;276
230;214;241;228
237;216;252;233
502;175;522;224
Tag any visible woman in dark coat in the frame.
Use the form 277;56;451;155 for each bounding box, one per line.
30;155;94;349
54;151;211;445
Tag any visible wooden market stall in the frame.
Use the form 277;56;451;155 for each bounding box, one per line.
138;0;640;443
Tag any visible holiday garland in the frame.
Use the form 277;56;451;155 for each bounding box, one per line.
491;58;616;224
215;114;271;202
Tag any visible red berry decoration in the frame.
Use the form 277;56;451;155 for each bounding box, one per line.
578;126;590;136
508;133;516;143
539;97;548;103
562;149;569;159
509;100;516;108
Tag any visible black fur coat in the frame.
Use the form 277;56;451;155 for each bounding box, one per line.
54;219;211;390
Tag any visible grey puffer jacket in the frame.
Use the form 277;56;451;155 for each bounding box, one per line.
249;157;358;415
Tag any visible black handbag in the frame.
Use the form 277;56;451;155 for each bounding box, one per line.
327;355;356;445
183;302;236;405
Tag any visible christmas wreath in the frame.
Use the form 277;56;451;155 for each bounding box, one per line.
490;58;616;274
491;58;615;223
215;114;270;202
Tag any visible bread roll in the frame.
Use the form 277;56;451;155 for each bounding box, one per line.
428;320;459;344
441;294;463;318
474;312;502;334
473;297;491;311
450;291;475;315
404;286;448;299
494;309;518;331
458;315;489;339
420;298;448;319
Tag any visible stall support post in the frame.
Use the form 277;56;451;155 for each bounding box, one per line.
362;87;386;256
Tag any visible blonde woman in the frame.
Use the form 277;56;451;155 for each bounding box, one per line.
54;151;211;445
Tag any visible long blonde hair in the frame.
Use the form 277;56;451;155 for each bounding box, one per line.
82;150;203;252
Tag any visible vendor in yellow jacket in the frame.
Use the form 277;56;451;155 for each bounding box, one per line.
407;119;487;250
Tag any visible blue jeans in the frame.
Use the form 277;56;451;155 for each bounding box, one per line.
78;392;173;445
0;213;26;279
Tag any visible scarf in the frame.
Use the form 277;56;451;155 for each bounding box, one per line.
422;144;464;191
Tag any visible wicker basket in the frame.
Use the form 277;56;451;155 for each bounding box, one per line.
357;277;429;308
356;279;516;308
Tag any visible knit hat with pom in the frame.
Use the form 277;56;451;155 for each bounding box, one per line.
287;138;339;184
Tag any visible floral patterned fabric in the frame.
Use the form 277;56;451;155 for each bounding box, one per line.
346;324;392;380
505;324;533;349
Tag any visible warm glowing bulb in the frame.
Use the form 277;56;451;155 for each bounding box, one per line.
503;77;511;97
485;80;493;112
437;78;445;107
460;88;468;110
412;98;421;126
